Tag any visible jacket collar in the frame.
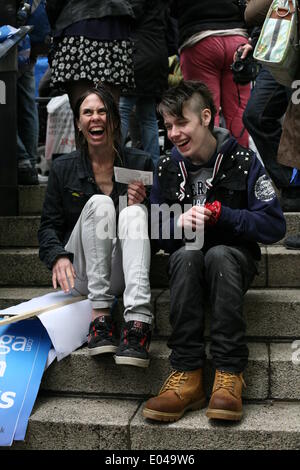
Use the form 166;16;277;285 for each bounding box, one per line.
77;144;125;180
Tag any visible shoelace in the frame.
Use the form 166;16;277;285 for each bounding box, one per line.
126;326;148;350
215;371;246;395
160;371;188;396
88;317;113;340
122;321;151;349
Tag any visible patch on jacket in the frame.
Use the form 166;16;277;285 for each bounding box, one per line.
254;175;276;202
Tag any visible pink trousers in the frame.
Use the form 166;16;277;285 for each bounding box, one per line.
180;35;250;147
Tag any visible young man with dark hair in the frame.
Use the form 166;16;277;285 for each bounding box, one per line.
144;80;286;422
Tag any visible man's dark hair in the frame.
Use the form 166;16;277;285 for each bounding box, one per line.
158;80;217;132
74;86;122;151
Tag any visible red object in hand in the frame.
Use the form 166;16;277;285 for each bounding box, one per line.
205;200;222;226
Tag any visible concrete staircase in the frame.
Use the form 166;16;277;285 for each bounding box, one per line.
1;185;300;450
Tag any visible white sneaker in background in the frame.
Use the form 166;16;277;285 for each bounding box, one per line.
38;173;48;184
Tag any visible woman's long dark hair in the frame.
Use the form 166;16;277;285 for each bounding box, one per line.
74;86;122;155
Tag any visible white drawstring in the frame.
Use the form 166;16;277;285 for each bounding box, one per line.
205;153;224;190
178;160;188;201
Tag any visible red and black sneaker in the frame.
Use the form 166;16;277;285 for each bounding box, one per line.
87;315;118;356
114;321;152;368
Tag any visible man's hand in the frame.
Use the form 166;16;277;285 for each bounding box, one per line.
178;205;212;230
127;181;147;206
234;43;253;61
52;256;76;293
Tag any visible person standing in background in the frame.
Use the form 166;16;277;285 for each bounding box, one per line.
242;0;296;212
17;0;50;184
171;0;250;147
119;0;172;169
46;0;144;109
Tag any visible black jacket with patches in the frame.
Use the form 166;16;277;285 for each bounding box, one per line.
38;146;153;270
150;129;286;259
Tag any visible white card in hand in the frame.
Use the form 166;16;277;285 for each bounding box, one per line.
114;167;153;185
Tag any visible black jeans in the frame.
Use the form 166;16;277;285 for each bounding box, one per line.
167;245;257;373
243;67;292;189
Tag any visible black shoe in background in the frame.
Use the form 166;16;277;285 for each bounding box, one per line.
280;187;300;212
284;233;300;250
87;315;118;356
18;166;39;185
114;320;152;368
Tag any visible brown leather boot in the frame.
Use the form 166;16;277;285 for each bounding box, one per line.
206;370;246;421
143;369;206;422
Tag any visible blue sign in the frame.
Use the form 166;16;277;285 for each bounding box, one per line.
0;319;51;446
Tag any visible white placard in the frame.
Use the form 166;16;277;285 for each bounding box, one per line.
114;167;153;185
0;291;91;364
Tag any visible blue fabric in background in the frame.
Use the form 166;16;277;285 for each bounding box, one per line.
27;0;51;45
290;168;300;185
0;319;51;446
18;34;31;68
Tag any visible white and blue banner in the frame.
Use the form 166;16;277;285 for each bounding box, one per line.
0;319;51;446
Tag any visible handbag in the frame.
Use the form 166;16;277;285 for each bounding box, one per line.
253;0;300;86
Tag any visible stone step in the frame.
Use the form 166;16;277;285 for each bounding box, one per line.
1;212;299;247
0;246;299;288
0;287;55;309
41;341;300;401
1;287;299;339
18;185;46;215
131;401;300;450
270;342;300;399
10;396;139;450
0;216;40;247
9;397;300;450
0;248;51;286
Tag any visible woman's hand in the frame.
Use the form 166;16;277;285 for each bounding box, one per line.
52;256;76;293
127;181;147;206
